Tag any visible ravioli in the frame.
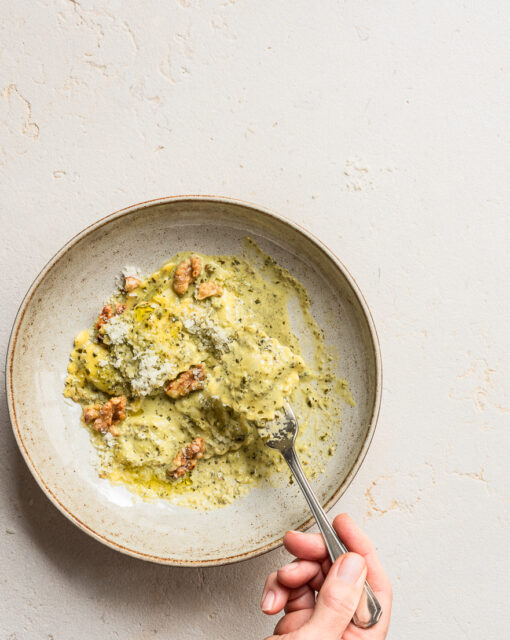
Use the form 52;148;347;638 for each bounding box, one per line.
64;239;352;509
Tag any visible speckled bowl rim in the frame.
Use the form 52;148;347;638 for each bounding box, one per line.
6;195;382;566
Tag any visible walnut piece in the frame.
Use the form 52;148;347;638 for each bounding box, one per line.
173;259;192;295
95;303;127;337
83;405;101;423
95;305;113;331
167;437;206;479
190;255;202;280
173;256;202;295
83;396;127;436
124;275;141;292
196;281;223;300
165;364;206;398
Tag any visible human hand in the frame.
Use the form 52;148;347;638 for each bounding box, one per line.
260;514;392;639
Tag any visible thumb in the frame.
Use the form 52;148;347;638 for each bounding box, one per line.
305;553;367;639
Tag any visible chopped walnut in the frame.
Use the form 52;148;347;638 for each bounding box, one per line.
167;437;206;479
124;275;141;292
83;404;101;423
84;396;127;436
165;364;206;398
196;281;223;300
95;305;113;331
109;395;127;421
173;256;202;294
190;255;202;280
173;259;192;295
95;303;126;337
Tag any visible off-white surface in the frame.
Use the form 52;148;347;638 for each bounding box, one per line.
0;1;508;638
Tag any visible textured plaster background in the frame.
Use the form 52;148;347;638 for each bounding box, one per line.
1;1;509;638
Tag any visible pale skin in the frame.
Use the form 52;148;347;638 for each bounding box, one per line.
260;514;392;640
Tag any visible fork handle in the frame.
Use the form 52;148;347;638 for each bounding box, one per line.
282;448;382;629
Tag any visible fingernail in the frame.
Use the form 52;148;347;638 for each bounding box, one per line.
261;590;275;612
280;561;299;571
334;554;365;584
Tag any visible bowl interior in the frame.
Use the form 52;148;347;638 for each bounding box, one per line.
8;198;380;564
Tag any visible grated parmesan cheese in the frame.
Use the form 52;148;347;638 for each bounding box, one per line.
103;432;115;448
181;312;231;353
115;265;145;290
122;265;144;279
130;351;178;396
103;315;131;345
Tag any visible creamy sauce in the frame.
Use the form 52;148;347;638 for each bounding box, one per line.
64;239;353;509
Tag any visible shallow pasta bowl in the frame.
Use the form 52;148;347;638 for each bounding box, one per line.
6;196;381;566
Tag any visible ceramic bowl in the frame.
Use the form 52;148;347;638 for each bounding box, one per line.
6;196;381;565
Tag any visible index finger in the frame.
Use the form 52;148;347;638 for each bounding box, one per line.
332;513;392;594
283;530;329;562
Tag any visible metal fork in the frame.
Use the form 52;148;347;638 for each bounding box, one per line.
265;403;382;629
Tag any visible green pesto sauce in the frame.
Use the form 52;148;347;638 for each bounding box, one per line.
64;239;353;509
